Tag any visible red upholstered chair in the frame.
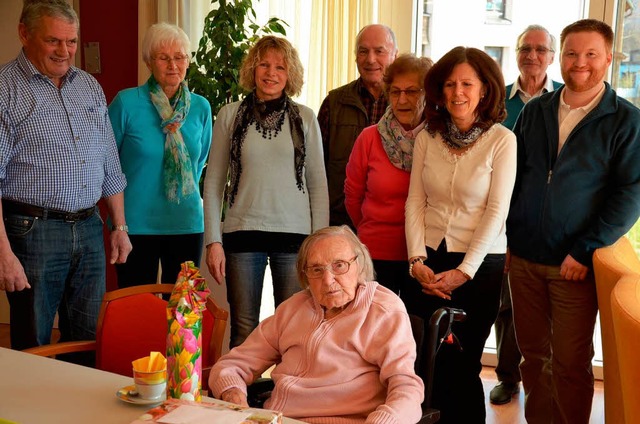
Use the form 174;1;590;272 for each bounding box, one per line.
23;284;228;392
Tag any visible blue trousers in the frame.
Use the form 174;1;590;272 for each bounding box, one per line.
225;251;301;348
5;211;105;352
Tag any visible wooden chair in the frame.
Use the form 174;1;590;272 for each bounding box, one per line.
593;236;640;424
23;284;228;392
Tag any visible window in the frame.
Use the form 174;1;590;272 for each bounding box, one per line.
486;0;506;21
486;0;513;24
612;0;640;253
612;0;640;109
415;0;433;60
484;46;505;68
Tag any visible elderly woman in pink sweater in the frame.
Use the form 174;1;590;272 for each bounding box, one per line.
209;226;424;423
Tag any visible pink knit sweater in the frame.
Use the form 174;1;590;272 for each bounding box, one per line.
210;281;424;424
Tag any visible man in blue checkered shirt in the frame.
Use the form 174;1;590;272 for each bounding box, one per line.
0;0;131;354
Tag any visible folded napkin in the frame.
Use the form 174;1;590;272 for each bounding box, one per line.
166;261;211;402
132;352;167;385
132;351;167;372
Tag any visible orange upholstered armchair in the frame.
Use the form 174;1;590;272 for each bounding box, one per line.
23;284;228;392
611;275;640;423
593;236;640;424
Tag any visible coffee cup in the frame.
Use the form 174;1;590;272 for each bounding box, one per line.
133;368;167;400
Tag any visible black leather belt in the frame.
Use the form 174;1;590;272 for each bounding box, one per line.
2;199;96;222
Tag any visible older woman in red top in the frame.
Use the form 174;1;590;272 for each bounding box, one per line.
344;53;433;294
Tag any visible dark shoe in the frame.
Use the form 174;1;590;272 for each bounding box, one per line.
489;381;520;405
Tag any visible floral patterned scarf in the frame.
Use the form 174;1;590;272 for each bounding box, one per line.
377;106;425;171
148;75;195;203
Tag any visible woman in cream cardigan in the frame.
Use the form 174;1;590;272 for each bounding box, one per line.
403;46;516;424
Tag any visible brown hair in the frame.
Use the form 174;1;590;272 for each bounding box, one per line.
383;53;433;97
560;19;613;53
239;35;304;97
423;46;506;133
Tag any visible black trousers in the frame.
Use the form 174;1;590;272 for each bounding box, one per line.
401;242;504;424
494;272;522;384
115;233;204;287
372;259;411;296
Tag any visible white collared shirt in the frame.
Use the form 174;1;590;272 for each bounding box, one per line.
509;75;556;104
557;83;606;154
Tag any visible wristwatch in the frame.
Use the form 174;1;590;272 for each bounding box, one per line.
111;224;129;232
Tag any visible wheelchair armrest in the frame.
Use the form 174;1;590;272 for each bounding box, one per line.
418;408;440;424
247;377;275;409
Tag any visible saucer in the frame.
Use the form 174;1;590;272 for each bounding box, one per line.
116;385;166;406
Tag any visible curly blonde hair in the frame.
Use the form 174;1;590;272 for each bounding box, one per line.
239;35;304;97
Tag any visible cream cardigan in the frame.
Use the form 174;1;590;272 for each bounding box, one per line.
405;124;517;278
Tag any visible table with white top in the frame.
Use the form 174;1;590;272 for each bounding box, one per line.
0;347;305;424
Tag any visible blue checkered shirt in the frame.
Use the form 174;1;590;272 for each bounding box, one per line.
0;50;126;212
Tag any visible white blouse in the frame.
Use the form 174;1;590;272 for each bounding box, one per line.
405;124;517;278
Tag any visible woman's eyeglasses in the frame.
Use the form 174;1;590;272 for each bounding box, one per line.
388;88;423;100
304;256;358;279
153;55;190;65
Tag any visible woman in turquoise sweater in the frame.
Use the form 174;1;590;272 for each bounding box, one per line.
108;23;212;287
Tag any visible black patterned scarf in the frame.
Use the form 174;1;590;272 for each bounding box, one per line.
227;91;305;206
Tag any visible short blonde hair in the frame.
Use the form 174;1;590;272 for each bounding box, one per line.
239;35;304;97
296;226;375;289
142;23;191;64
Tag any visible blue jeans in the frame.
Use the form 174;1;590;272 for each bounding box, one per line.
226;251;301;348
5;211;105;351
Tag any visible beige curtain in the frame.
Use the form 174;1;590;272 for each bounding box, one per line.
306;0;378;111
137;0;381;110
137;0;210;85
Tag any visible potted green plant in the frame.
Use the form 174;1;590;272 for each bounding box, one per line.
186;0;287;123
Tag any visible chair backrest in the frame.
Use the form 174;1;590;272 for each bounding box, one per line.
202;296;229;367
95;284;228;381
611;275;640;424
592;236;640;424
